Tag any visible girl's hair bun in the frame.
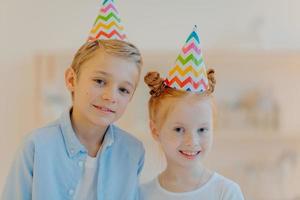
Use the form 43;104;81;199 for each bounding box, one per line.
207;68;216;93
144;72;166;97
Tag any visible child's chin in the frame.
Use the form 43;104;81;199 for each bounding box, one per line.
174;156;202;165
91;117;113;128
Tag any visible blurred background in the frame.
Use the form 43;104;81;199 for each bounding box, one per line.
1;0;300;199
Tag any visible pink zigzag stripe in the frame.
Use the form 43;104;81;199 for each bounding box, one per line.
100;3;118;14
182;42;201;55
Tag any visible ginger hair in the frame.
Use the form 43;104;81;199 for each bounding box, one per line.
144;69;217;129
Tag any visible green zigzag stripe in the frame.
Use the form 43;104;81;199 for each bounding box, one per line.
176;54;203;66
93;12;121;25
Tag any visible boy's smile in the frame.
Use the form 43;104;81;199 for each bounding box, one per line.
92;104;116;114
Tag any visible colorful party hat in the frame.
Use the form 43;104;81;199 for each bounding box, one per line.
165;26;209;93
88;0;127;41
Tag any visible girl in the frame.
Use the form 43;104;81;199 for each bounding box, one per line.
2;1;144;199
141;26;244;200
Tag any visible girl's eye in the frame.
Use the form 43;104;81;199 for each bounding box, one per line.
173;127;185;134
119;87;130;95
95;79;105;86
197;128;208;134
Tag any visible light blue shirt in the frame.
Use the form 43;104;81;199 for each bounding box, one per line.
2;109;145;200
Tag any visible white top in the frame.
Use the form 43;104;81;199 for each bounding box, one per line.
141;173;244;200
74;155;99;200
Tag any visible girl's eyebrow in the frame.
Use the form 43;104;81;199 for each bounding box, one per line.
174;122;185;126
173;122;210;126
198;122;210;126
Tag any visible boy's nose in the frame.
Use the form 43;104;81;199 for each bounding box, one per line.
102;88;117;104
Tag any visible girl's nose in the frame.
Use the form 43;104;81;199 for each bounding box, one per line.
184;132;200;147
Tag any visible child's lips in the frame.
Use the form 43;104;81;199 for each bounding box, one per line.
93;105;115;113
178;150;201;160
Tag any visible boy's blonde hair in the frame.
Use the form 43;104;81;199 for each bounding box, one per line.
144;70;217;129
70;39;143;78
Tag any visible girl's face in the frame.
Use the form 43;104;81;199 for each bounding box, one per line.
66;49;139;129
151;96;213;168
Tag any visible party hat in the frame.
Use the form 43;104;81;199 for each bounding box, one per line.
88;0;127;41
165;26;209;93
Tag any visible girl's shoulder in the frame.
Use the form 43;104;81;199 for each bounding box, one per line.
209;173;244;200
140;177;159;199
211;173;239;187
141;177;157;189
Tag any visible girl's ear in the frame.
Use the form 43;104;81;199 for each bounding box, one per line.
149;120;160;141
65;67;77;92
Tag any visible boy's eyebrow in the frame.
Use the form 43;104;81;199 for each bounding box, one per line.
93;70;110;76
93;70;135;88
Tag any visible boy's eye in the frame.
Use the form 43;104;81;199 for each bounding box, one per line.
197;128;208;134
119;87;130;95
94;79;105;86
173;127;185;134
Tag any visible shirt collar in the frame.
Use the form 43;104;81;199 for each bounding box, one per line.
59;108;115;158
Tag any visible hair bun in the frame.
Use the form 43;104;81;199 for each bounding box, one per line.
207;68;216;93
144;72;166;97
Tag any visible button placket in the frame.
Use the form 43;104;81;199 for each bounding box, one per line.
68;189;74;196
78;160;83;167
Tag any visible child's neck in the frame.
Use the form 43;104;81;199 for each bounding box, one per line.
159;163;213;193
71;108;107;157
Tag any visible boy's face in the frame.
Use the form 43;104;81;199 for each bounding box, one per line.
67;49;139;128
151;96;213;168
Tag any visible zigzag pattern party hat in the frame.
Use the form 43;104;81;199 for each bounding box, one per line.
165;26;209;93
88;0;127;41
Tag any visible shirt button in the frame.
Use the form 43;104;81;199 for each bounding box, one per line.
78;161;83;167
69;189;74;196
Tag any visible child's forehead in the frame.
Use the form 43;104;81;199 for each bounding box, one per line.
164;99;213;126
164;96;212;115
165;94;210;106
81;51;139;80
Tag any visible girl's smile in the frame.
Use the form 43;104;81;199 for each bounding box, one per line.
178;149;202;160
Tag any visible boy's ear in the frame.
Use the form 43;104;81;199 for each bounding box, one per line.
65;67;77;92
149;120;160;141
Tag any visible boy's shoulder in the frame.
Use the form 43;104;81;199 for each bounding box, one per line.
111;125;144;148
24;118;62;144
111;125;142;144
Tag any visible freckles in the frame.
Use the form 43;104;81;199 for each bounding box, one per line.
85;91;92;98
199;138;209;145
